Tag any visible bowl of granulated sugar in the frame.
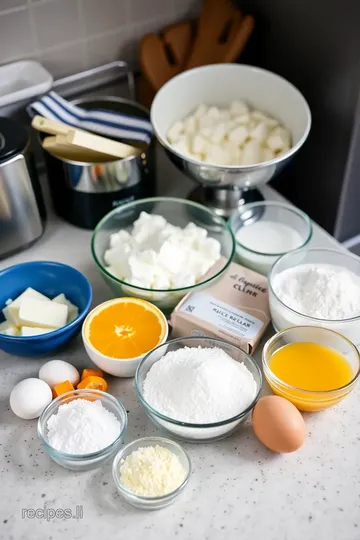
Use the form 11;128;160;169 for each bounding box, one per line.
38;389;128;471
135;336;262;442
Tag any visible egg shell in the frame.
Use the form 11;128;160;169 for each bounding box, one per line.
39;360;80;389
252;395;306;453
10;378;52;420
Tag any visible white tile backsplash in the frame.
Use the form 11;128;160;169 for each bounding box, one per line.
0;0;201;77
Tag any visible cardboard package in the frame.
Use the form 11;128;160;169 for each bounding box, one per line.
170;258;270;354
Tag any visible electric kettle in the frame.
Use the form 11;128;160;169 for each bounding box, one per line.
0;116;46;259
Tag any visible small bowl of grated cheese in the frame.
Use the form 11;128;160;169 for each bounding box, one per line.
112;436;191;510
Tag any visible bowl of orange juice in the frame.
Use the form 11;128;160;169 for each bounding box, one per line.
82;298;168;377
262;326;360;411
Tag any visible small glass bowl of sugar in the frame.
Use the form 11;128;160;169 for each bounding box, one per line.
229;201;312;275
38;389;128;471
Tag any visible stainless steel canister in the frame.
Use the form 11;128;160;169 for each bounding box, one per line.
40;97;156;229
0;116;46;259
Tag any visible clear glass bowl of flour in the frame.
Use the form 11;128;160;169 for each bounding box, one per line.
38;390;128;471
135;336;262;443
229;201;312;275
269;248;360;349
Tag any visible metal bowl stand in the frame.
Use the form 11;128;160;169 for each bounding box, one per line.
188;185;264;218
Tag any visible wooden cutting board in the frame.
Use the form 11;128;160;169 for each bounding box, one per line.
140;21;193;93
185;0;254;68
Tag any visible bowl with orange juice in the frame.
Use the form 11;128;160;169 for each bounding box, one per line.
82;297;168;377
262;326;360;411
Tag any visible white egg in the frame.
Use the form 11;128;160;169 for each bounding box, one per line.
10;378;52;420
39;360;80;388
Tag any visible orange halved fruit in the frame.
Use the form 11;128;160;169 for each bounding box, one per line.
84;297;167;359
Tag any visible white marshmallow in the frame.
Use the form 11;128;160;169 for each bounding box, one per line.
192;134;208;155
229;125;249;146
167;121;184;144
230;100;249;117
172;135;191;156
233;113;251;125
184;115;197;135
250;122;269;143
262;147;275;162
266;127;291;152
193;104;208;119
251;110;279;127
205;144;231;165
211;123;226;144
224;141;243;164
207;106;221;120
242;140;261;165
199;127;212;140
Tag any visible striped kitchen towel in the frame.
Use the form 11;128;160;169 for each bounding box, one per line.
30;91;153;144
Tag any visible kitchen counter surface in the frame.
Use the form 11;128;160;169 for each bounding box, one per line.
0;148;359;540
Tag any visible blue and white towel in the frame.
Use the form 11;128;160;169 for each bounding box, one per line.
30;91;153;144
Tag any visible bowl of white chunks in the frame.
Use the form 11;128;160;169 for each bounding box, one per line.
151;64;311;188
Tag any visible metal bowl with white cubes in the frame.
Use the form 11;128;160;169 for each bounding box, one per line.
151;64;311;217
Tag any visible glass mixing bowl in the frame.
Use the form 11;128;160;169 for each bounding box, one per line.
112;436;191;510
38;390;128;471
135;336;262;442
91;197;235;313
269;248;360;349
263;326;360;411
229;201;312;275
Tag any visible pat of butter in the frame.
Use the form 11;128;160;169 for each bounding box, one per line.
0;320;20;336
52;294;79;323
18;298;68;329
20;326;53;336
3;288;50;326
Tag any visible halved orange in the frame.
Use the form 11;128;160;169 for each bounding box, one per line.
84;298;167;359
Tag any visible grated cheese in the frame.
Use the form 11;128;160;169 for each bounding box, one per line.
119;445;186;497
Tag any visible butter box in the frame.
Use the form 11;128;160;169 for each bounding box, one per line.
170;258;270;354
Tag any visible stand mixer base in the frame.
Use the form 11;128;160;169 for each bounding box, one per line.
189;186;264;218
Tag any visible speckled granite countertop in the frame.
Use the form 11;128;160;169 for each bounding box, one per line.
0;149;359;540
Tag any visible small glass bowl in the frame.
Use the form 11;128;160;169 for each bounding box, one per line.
269;248;360;348
112;436;191;510
263;326;360;411
135;336;262;442
91;197;235;314
38;390;128;471
229;201;312;275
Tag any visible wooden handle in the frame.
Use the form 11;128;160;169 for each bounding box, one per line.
65;129;139;159
42;136;118;163
140;21;193;92
222;15;255;63
31;115;72;136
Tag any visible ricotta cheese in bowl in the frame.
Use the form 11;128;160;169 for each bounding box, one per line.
91;198;236;312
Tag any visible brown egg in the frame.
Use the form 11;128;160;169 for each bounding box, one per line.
252;395;306;453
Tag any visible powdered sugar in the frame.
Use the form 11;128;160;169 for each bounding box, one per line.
143;346;257;424
272;263;360;320
46;399;121;454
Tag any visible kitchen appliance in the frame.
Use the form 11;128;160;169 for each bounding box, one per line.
151;64;311;217
39;96;156;229
0;116;46;259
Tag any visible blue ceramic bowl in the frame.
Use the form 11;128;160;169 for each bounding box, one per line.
0;261;92;357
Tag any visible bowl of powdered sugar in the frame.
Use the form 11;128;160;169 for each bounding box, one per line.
135;336;262;442
269;248;360;348
38;389;127;471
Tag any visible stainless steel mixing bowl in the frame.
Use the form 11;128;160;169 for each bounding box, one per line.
151;64;311;215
